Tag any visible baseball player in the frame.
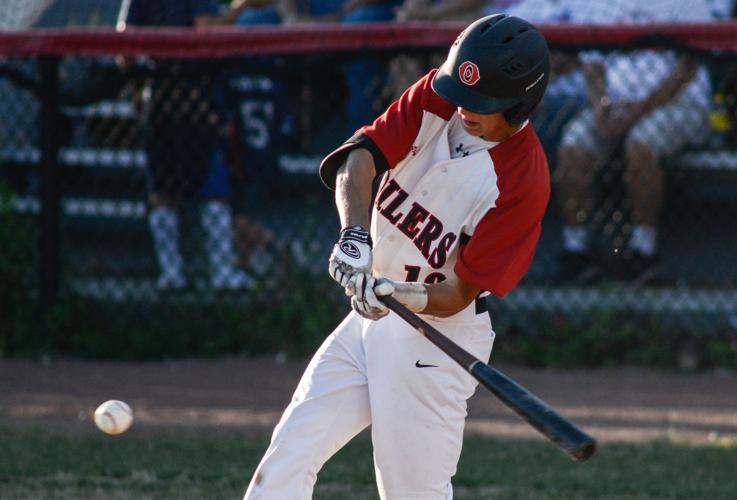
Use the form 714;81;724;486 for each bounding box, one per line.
118;0;255;292
244;14;550;499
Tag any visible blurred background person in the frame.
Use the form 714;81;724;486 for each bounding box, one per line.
117;0;253;291
388;0;491;100
218;69;285;276
231;0;402;137
552;0;716;285
339;0;404;137
221;0;294;275
227;1;403;265
276;0;403;137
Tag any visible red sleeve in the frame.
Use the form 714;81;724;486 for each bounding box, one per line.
361;69;455;169
454;126;550;297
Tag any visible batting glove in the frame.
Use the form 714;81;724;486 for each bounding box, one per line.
328;226;373;288
351;275;428;320
351;274;393;320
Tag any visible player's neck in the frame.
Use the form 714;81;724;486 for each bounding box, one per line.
481;122;522;142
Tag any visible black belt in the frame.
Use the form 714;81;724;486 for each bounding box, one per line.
475;296;488;315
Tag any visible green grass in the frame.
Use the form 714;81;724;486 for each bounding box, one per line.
1;426;736;499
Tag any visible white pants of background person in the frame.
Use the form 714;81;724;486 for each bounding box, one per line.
244;310;494;500
560;99;710;160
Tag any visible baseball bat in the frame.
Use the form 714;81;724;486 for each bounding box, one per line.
380;295;596;462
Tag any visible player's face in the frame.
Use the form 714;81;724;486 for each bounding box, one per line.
457;108;516;142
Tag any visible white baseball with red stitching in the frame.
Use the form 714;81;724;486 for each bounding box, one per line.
94;400;134;435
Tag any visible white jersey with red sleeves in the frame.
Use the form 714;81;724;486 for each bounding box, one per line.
320;69;550;324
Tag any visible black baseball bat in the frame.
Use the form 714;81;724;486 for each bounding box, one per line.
380;295;596;462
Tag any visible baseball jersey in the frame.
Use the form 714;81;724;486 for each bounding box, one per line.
223;71;289;173
320;70;550;323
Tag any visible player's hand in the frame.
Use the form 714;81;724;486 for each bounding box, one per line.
351;274;394;320
328;226;372;288
596;101;645;141
350;275;428;320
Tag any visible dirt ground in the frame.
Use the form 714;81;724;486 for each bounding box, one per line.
2;357;737;444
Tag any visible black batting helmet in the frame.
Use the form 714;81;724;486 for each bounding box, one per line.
431;14;550;126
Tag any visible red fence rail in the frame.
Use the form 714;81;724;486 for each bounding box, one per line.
2;21;737;58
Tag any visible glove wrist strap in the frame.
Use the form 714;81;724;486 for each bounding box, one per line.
340;225;373;248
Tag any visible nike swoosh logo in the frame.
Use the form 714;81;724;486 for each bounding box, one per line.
415;360;438;368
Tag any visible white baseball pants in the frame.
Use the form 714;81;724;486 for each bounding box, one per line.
244;309;494;500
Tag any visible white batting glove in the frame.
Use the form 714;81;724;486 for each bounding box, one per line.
351;275;429;320
328;226;372;288
351;274;394;320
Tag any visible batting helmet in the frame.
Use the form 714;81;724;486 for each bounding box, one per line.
431;14;550;126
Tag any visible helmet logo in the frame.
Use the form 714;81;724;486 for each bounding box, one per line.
525;72;545;92
458;61;480;86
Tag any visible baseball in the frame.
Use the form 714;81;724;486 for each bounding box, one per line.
93;400;134;435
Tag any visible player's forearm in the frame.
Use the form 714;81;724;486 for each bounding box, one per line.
335;148;376;230
421;274;481;318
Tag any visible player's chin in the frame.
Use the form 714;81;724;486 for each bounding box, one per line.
461;119;482;135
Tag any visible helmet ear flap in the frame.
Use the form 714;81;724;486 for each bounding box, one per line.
503;92;544;127
502;103;525;127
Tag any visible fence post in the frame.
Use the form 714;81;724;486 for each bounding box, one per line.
38;55;62;338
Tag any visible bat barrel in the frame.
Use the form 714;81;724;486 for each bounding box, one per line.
470;362;597;462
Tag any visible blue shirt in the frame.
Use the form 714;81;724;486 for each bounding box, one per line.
126;0;219;27
299;1;401;17
303;0;345;17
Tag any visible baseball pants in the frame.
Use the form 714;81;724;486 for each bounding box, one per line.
244;309;494;499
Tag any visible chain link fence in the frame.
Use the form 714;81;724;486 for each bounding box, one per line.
1;19;736;363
